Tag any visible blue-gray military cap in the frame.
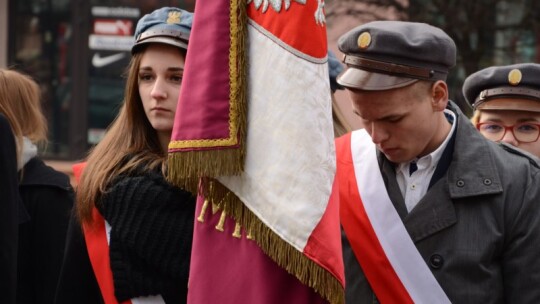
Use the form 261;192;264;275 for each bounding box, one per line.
328;50;345;93
336;21;456;91
463;63;540;112
132;7;193;54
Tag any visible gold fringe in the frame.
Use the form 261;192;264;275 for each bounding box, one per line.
202;179;345;304
167;0;248;184
167;149;243;192
229;0;248;161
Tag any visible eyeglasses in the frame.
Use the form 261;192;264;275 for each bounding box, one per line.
476;122;540;143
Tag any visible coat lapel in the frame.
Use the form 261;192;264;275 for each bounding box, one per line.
378;153;409;220
404;179;457;242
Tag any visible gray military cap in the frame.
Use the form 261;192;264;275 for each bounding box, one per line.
132;7;193;54
463;63;540;112
336;21;456;91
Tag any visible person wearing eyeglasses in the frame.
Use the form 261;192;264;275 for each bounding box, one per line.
464;63;540;158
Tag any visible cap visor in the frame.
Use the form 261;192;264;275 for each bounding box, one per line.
132;37;188;53
477;98;540;113
336;67;418;91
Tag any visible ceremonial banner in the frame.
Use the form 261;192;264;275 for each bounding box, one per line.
168;0;344;303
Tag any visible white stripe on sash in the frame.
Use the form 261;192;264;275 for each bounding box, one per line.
351;129;451;304
131;296;166;304
104;220;166;304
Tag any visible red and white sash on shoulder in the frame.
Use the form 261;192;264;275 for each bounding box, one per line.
73;163;166;304
338;130;450;304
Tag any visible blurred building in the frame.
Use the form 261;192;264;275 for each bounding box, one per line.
0;0;195;161
325;0;540;119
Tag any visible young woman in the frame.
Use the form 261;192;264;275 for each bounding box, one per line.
464;63;540;158
55;7;196;303
0;68;74;304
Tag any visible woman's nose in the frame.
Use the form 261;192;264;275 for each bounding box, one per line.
151;78;168;99
500;129;519;147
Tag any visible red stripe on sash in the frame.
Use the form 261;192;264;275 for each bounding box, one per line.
73;163;130;304
336;134;413;304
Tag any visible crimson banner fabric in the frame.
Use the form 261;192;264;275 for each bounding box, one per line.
169;0;344;303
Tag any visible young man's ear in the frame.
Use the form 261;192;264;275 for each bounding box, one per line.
431;80;449;111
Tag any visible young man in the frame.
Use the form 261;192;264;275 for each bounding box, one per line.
335;21;540;303
464;63;540;158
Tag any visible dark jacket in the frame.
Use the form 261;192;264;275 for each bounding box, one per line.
53;213;104;304
17;157;74;304
0;114;20;304
340;103;540;303
55;168;195;304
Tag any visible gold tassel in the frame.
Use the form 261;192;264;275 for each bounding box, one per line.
167;150;243;192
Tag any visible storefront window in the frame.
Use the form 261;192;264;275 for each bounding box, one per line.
9;0;195;159
11;1;72;158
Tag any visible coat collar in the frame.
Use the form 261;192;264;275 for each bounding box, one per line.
446;102;503;199
19;157;72;191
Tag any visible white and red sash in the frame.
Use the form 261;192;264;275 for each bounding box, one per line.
73;163;165;304
337;130;450;304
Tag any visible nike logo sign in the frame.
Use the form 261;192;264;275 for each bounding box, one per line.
92;52;126;68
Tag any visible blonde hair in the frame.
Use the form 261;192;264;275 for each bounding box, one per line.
76;46;186;224
470;109;481;126
0;69;48;162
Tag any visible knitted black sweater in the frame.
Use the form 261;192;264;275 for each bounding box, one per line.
97;169;195;303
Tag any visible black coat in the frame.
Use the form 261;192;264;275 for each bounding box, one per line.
54;214;103;304
0;114;20;304
17;157;74;304
55;169;195;304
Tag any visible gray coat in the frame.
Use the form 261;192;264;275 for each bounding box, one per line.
342;103;540;304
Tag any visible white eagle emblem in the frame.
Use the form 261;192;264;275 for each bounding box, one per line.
248;0;326;25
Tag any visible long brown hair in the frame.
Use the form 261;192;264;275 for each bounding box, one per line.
0;69;48;162
77;47;186;224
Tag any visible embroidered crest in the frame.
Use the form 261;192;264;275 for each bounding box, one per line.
508;69;522;86
167;11;181;24
248;0;326;25
249;0;306;13
314;0;325;25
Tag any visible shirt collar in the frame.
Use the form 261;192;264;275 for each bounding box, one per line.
398;109;456;173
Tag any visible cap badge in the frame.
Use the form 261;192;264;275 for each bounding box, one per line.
166;11;182;25
357;32;371;50
479;90;488;100
508;69;522;86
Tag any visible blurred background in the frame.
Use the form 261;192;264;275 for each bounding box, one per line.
0;0;538;169
326;0;540;130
